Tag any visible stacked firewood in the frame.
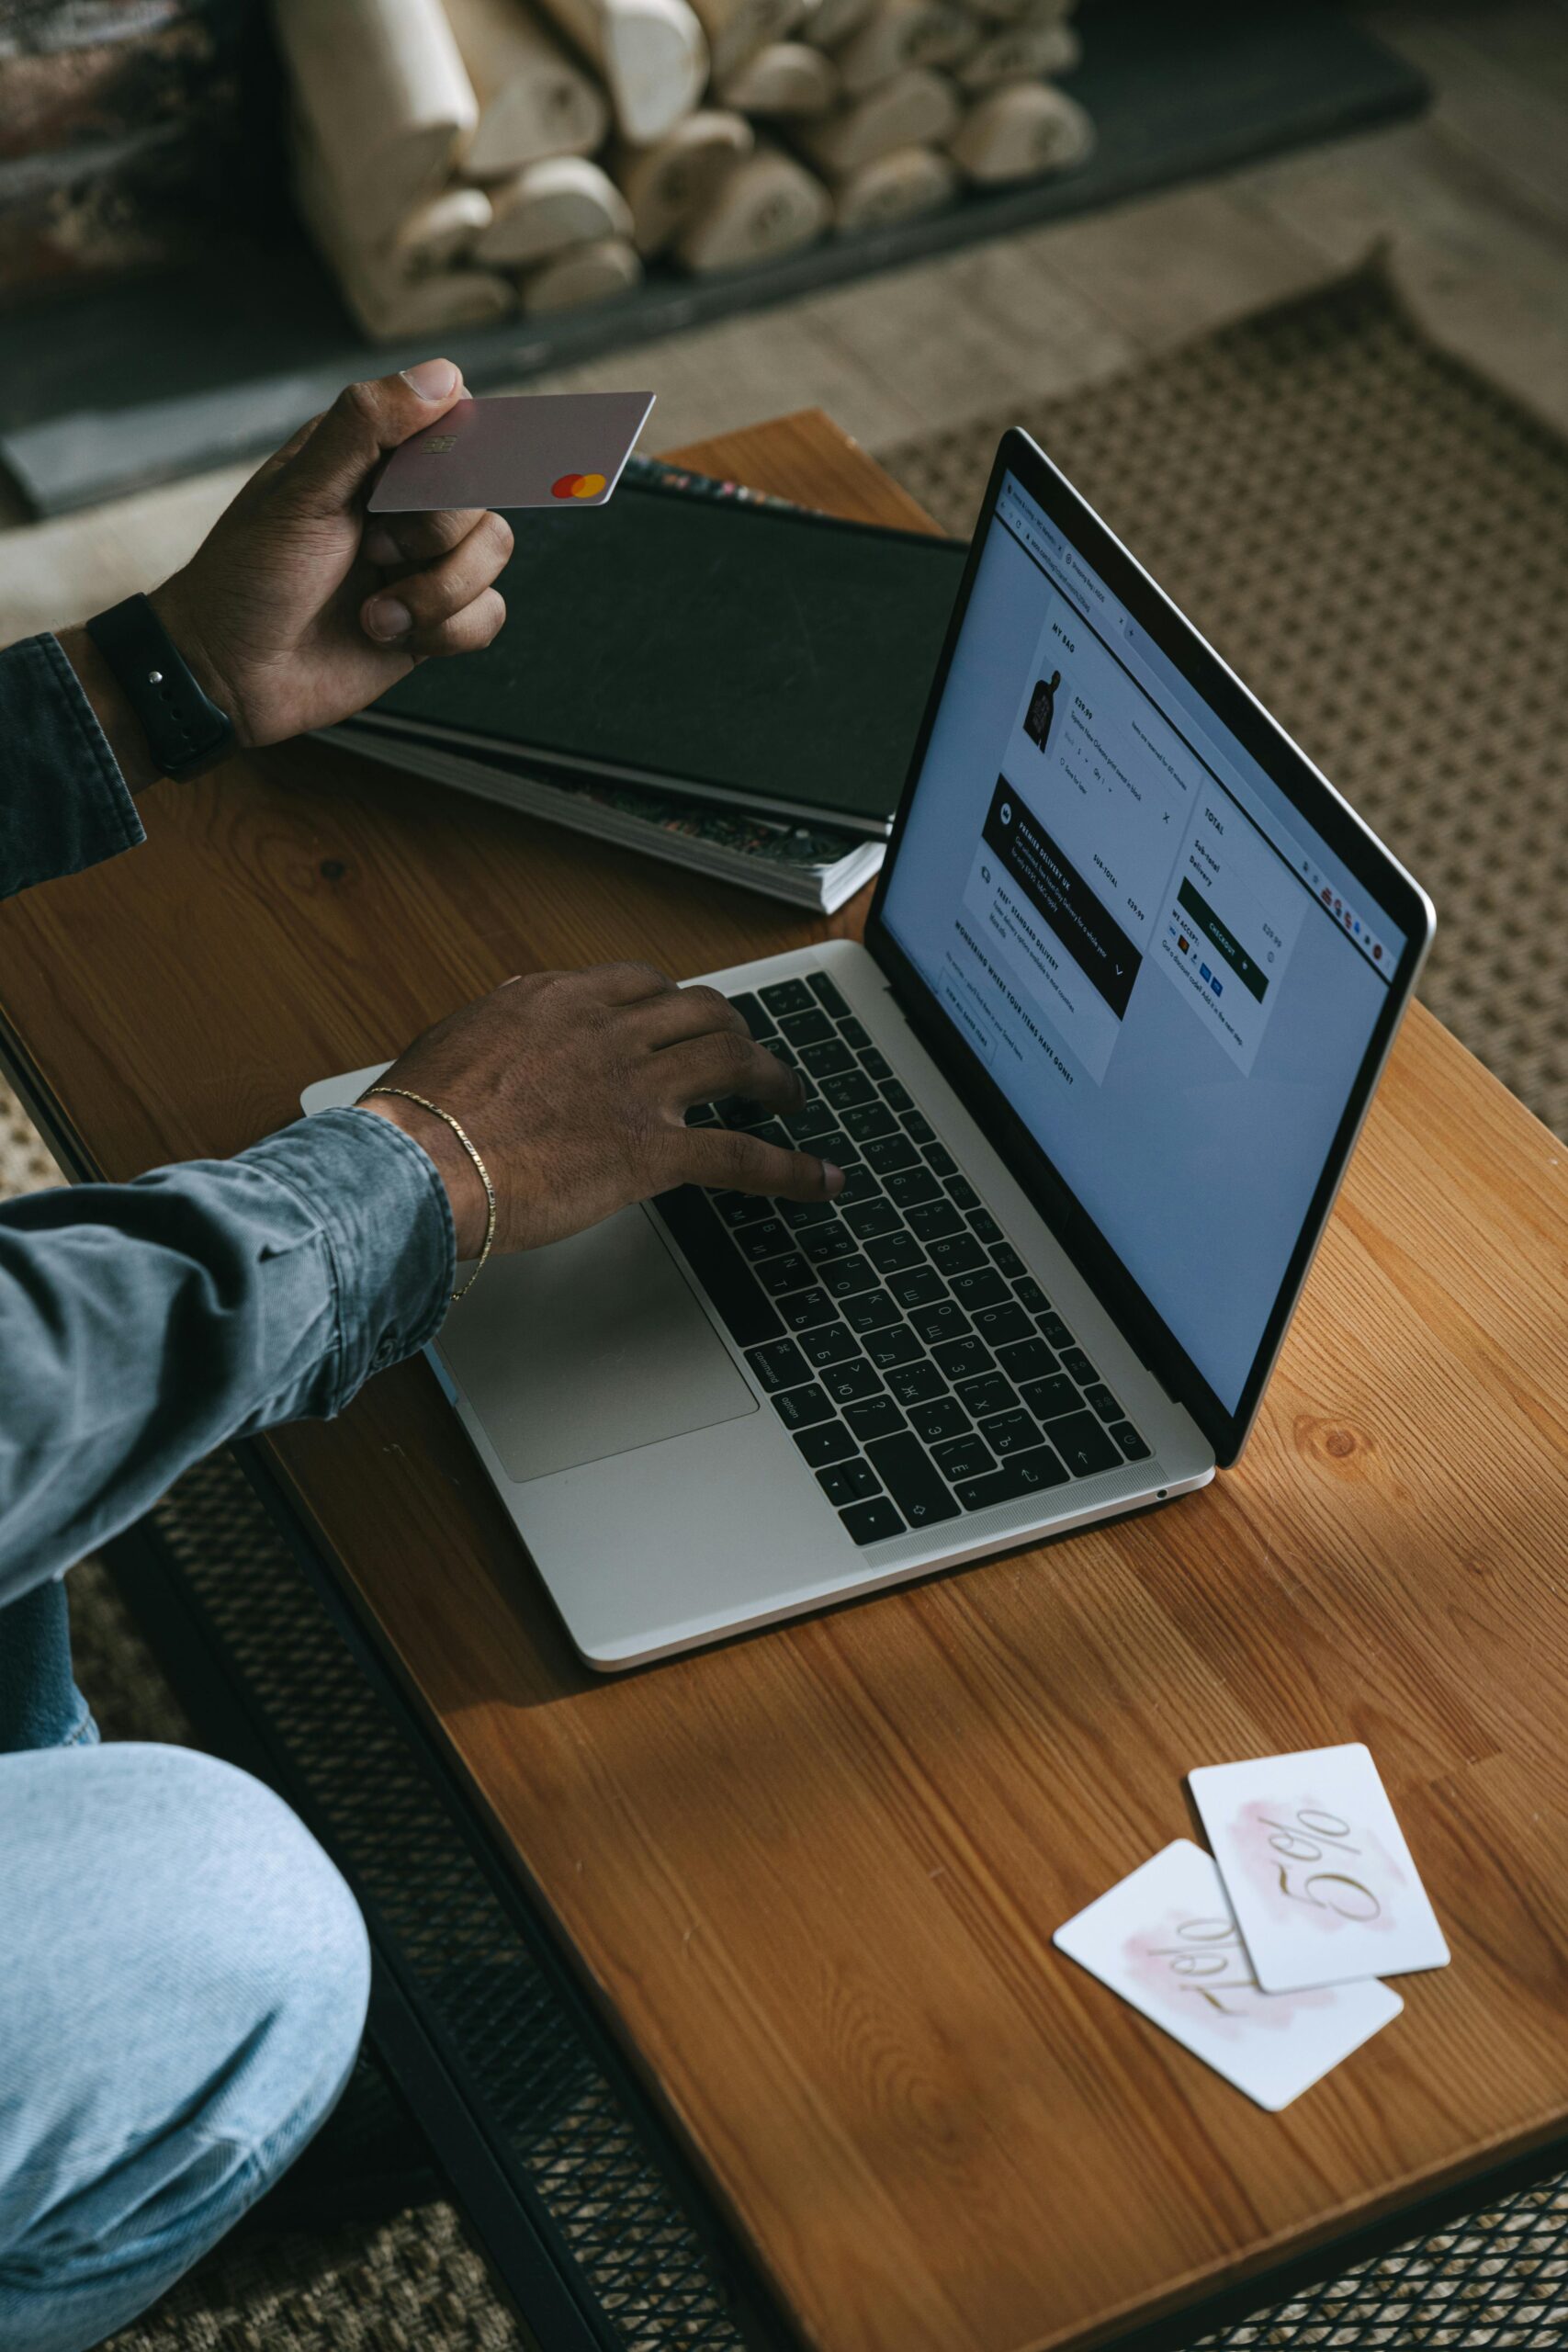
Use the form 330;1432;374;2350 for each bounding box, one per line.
274;0;1089;338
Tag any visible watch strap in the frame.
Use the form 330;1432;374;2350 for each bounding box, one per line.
85;594;236;781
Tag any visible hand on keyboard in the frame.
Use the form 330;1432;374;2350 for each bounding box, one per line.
361;963;844;1257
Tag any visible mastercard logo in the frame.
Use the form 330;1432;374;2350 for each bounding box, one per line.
552;471;607;499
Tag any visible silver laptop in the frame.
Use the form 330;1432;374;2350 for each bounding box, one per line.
305;431;1434;1670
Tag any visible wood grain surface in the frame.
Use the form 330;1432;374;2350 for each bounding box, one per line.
4;410;1567;2352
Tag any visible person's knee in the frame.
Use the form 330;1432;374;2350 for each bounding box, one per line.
0;1742;369;2285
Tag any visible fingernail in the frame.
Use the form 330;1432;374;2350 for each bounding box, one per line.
365;595;412;642
822;1161;845;1196
400;356;458;401
364;524;401;564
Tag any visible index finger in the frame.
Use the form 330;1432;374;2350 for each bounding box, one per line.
677;1123;843;1204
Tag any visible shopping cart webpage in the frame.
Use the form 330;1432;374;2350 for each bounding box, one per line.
882;472;1405;1410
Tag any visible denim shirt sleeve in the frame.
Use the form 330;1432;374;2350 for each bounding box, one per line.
1;633;146;899
0;1109;456;1600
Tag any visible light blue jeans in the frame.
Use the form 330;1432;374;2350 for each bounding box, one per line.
0;1579;371;2352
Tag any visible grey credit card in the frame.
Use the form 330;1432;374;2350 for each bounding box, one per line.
368;389;656;513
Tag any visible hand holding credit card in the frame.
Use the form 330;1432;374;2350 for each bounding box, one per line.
368;389;656;514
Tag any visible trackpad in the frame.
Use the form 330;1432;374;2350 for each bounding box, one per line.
434;1204;756;1484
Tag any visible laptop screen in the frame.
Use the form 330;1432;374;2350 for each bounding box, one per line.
879;468;1409;1415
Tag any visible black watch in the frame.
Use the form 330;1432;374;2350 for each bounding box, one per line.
85;593;237;781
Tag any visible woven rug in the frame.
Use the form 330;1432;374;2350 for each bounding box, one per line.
878;258;1568;1140
2;262;1567;2347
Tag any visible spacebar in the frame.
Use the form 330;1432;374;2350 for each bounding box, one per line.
652;1187;784;1348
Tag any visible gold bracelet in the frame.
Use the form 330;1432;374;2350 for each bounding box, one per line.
362;1086;497;1304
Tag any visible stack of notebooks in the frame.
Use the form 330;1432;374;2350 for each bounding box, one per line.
321;455;969;913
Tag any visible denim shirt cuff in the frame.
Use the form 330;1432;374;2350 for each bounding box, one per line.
239;1107;457;1410
0;636;147;902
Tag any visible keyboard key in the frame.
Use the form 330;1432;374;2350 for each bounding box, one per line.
736;1217;793;1261
1019;1372;1077;1420
932;1335;994;1381
715;1193;773;1227
841;1102;898;1143
773;1383;836;1430
911;1301;969;1347
967;1210;1002;1248
907;1200;965;1246
948;1267;1009;1310
955;1372;1017;1420
779;1197;837;1230
954;1444;1069;1511
801;1224;859;1264
865;1232;924;1273
843;1288;903;1333
880;1080;915;1114
901;1111;936;1146
794;1421;859;1467
1014;1276;1051;1315
818;1459;881;1505
685;1102;719;1125
931;1433;997;1482
780;1288;840;1332
970;1302;1032;1346
844;1396;908;1443
835;1162;883;1207
886;1361;947;1407
799;1322;861;1368
996;1337;1060;1384
863;1134;919;1176
906;1396;971;1444
844;1199;901;1240
653;1188;781;1346
944;1175;982;1212
858;1047;894;1081
1040;1311;1074;1350
981;1408;1043;1457
784;1102;840;1145
760;978;815;1015
923;1144;958;1178
807;972;851;1018
820;1069;877;1111
863;1326;924;1370
746;1339;809;1392
809;1127;861;1168
927;1233;987;1276
1060;1346;1099;1385
778;1007;835;1047
728;990;776;1039
821;1358;884;1406
888;1265;948;1310
758;1252;814;1296
799;1040;857;1080
1083;1382;1122;1421
821;1254;881;1300
990;1241;1028;1280
886;1167;942;1210
1042;1409;1121;1478
863;1433;961;1529
1110;1421;1151;1462
840;1017;873;1051
840;1497;906;1545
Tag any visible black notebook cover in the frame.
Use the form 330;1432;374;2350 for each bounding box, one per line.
354;481;968;837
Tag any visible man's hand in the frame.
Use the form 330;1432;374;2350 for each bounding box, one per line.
151;357;513;752
361;964;844;1260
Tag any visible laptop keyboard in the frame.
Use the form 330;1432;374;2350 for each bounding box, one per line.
654;971;1152;1548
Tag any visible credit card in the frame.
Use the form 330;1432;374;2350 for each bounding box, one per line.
369;389;656;513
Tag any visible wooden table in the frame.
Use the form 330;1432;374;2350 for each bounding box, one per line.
5;412;1567;2352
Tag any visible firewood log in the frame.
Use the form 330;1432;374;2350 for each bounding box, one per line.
535;0;707;142
610;108;754;253
796;65;959;175
947;78;1092;180
956;16;1077;88
686;0;804;84
296;134;513;338
803;0;875;47
717;40;838;116
520;234;645;309
443;0;608;175
674;142;830;270
829;140;955;232
390;186;496;274
474;154;634;263
274;0;478;245
835;1;976;95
